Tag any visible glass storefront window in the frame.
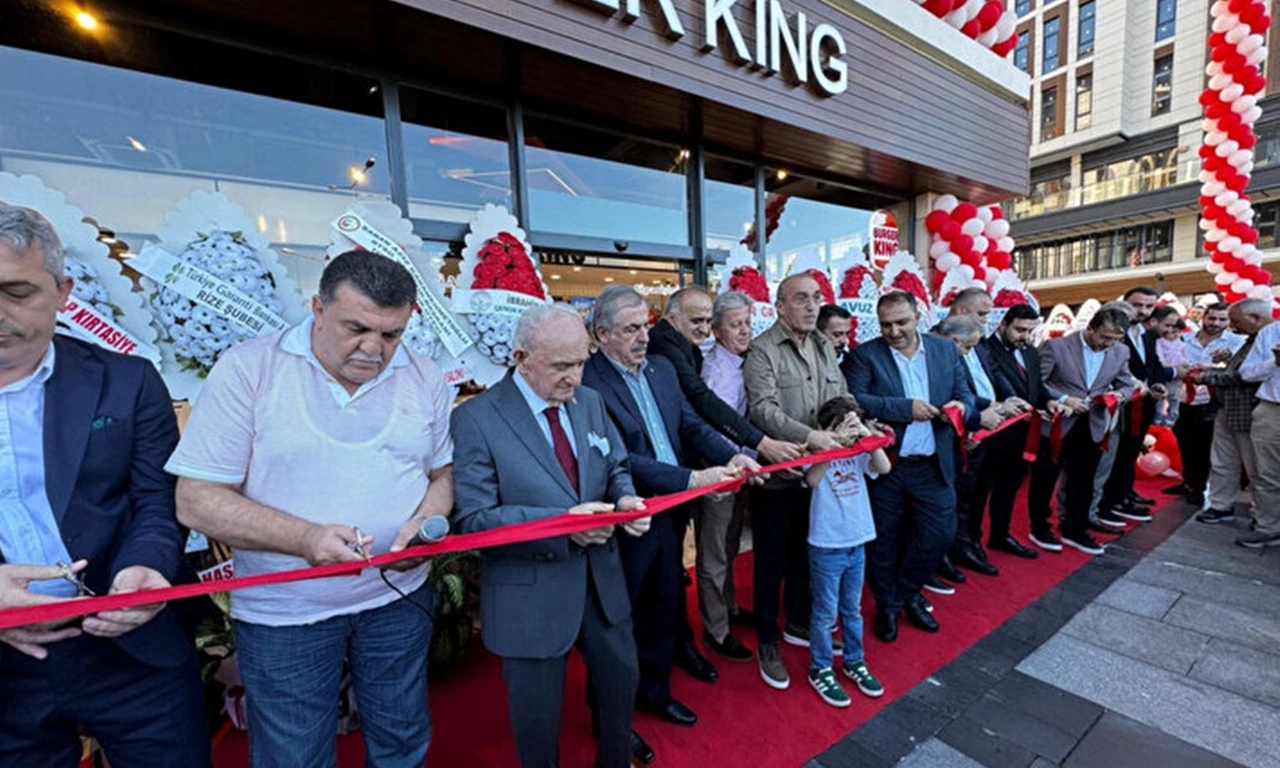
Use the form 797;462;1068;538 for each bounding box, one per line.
1080;147;1181;205
1015;221;1175;280
523;115;689;246
761;171;874;284
704;156;756;255
400;88;510;224
0;44;390;294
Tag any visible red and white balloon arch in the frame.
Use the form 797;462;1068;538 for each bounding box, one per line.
914;0;1019;56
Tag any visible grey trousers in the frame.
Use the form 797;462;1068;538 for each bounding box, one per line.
693;492;744;643
1058;422;1120;523
1249;402;1280;535
1206;409;1257;514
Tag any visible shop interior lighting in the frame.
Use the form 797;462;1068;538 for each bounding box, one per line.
776;169;789;181
604;277;615;282
550;274;561;280
572;266;583;272
126;136;146;152
74;9;98;31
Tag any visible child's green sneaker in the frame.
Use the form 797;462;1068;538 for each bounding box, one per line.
808;667;851;708
842;660;884;697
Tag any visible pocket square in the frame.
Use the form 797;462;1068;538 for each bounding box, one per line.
587;431;611;456
90;416;118;430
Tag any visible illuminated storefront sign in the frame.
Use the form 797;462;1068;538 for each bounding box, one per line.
584;0;849;96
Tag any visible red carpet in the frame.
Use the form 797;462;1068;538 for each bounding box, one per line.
213;478;1170;768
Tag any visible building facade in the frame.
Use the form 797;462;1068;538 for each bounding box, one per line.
1005;0;1280;306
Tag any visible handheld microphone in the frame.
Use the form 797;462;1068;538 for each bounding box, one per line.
406;515;450;548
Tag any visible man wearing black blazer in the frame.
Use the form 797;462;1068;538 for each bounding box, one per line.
584;286;760;727
0;204;208;766
976;303;1066;559
1099;287;1173;521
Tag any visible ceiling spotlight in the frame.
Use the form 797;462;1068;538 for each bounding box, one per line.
349;167;367;184
550;274;561;280
629;270;638;275
127;136;146;152
604;277;615;283
572;266;582;272
776;169;789;181
74;10;98;31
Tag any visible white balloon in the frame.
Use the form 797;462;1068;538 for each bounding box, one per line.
1232;278;1255;294
1248;47;1268;65
1226;24;1249;45
1221;82;1246;102
997;236;1015;252
1206;130;1227;146
1242;161;1256;175
977;206;995;224
929;240;951;258
977;27;999;47
1229;148;1255;167
1244;105;1263;123
982;273;996;288
961;0;982;23
1203;118;1220;135
1206;61;1225;78
1212;13;1239;34
1216;140;1241;158
1228;198;1252;216
937;253;962;272
935;194;959;213
961;218;985;237
986;218;1011;238
1202;180;1226;196
972;235;989;254
1207;259;1225;274
1215;190;1240;207
1245;249;1264;265
995;10;1017;39
1206;226;1226;242
1239;33;1265;55
1209;73;1233;91
1220;235;1244;253
1248;284;1274;300
946;10;966;28
958;264;975;281
1231;94;1258;113
1215;271;1236;286
1211;0;1230;16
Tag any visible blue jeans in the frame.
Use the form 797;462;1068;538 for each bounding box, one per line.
808;544;866;672
236;584;434;768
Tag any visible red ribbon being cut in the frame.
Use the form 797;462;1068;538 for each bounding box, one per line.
0;433;896;632
1098;393;1120;453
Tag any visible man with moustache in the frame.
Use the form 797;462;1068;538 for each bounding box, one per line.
844;291;973;642
743;273;850;689
1195;299;1272;527
976;303;1069;559
584;285;760;726
817;304;854;363
171;252;452;767
1170;302;1241;506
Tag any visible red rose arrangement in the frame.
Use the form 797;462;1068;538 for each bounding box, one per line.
729;267;770;303
472;232;546;300
889;271;930;308
807;269;835;305
992;289;1029;308
740;195;790;246
839;265;875;299
939;288;962;308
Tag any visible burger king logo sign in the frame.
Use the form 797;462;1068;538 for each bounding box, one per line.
870;210;898;271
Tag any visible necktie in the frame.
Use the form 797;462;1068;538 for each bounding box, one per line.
543;406;579;494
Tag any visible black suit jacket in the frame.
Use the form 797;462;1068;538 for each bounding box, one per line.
583;351;736;496
646;318;764;450
982;335;1047;409
1125;328;1173;385
0;336;189;667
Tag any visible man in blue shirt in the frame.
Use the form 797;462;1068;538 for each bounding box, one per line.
0;202;207;766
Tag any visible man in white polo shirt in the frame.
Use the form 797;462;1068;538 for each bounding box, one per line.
167;252;453;768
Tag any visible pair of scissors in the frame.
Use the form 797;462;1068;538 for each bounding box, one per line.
55;561;95;597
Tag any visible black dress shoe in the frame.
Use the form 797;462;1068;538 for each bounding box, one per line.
905;598;940;633
631;730;655;765
675;641;719;682
937;554;967;584
873;609;898;643
1128;492;1156;506
728;607;756;627
989;535;1038;559
954;545;999;576
1162;482;1188;496
703;630;752;662
639;697;697;726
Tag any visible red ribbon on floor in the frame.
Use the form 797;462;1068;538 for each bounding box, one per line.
0;433;897;632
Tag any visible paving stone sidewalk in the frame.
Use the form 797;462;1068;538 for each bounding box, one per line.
808;497;1280;768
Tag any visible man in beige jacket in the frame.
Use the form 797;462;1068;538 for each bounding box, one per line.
743;273;849;690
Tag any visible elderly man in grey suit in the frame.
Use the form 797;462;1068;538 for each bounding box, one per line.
452;304;652;768
1026;307;1136;556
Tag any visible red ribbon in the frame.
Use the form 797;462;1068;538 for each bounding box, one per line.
0;433;897;632
942;405;1045;468
1097;393;1120;452
1127;389;1144;436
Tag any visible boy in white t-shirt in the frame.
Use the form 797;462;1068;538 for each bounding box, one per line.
803;395;891;707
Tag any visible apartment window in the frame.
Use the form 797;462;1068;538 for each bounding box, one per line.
1041;85;1060;139
1156;0;1176;41
1017;221;1175;280
1152;54;1173;115
1014;31;1030;72
1076;72;1093;130
1043;17;1061;73
1255;201;1280;249
1016;0;1032;16
1078;1;1096;56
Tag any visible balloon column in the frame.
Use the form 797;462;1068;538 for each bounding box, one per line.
914;0;1019;56
1199;0;1275;308
924;195;1015;297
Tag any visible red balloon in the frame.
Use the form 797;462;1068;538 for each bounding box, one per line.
1204;204;1225;221
925;209;951;234
977;0;1003;29
1226;256;1247;273
1239;132;1258;149
1203;156;1226;174
951;202;979;222
962;19;982;38
972;266;988;282
1212;45;1233;63
922;0;953;16
941;221;961;241
1209;32;1227;48
1200;89;1219;106
1217;110;1242;130
1136;451;1171;477
1199;144;1217;160
984;237;999;254
1228;0;1251;14
988;252;1012;270
1206;102;1228;119
1243;228;1260;244
960;252;982;268
1224;56;1248;77
1240;4;1263;28
954;234;975;255
991;36;1017;56
989;206;1004;220
1225;173;1249;193
1226;290;1245;303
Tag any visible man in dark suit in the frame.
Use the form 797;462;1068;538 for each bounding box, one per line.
932;313;1020;581
0;203;208;766
584;285;760;727
976;303;1068;559
1098;287;1172;523
452;304;651;768
1027;307;1136;556
843;291;974;642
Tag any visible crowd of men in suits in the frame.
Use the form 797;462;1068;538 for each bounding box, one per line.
4;199;1280;768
